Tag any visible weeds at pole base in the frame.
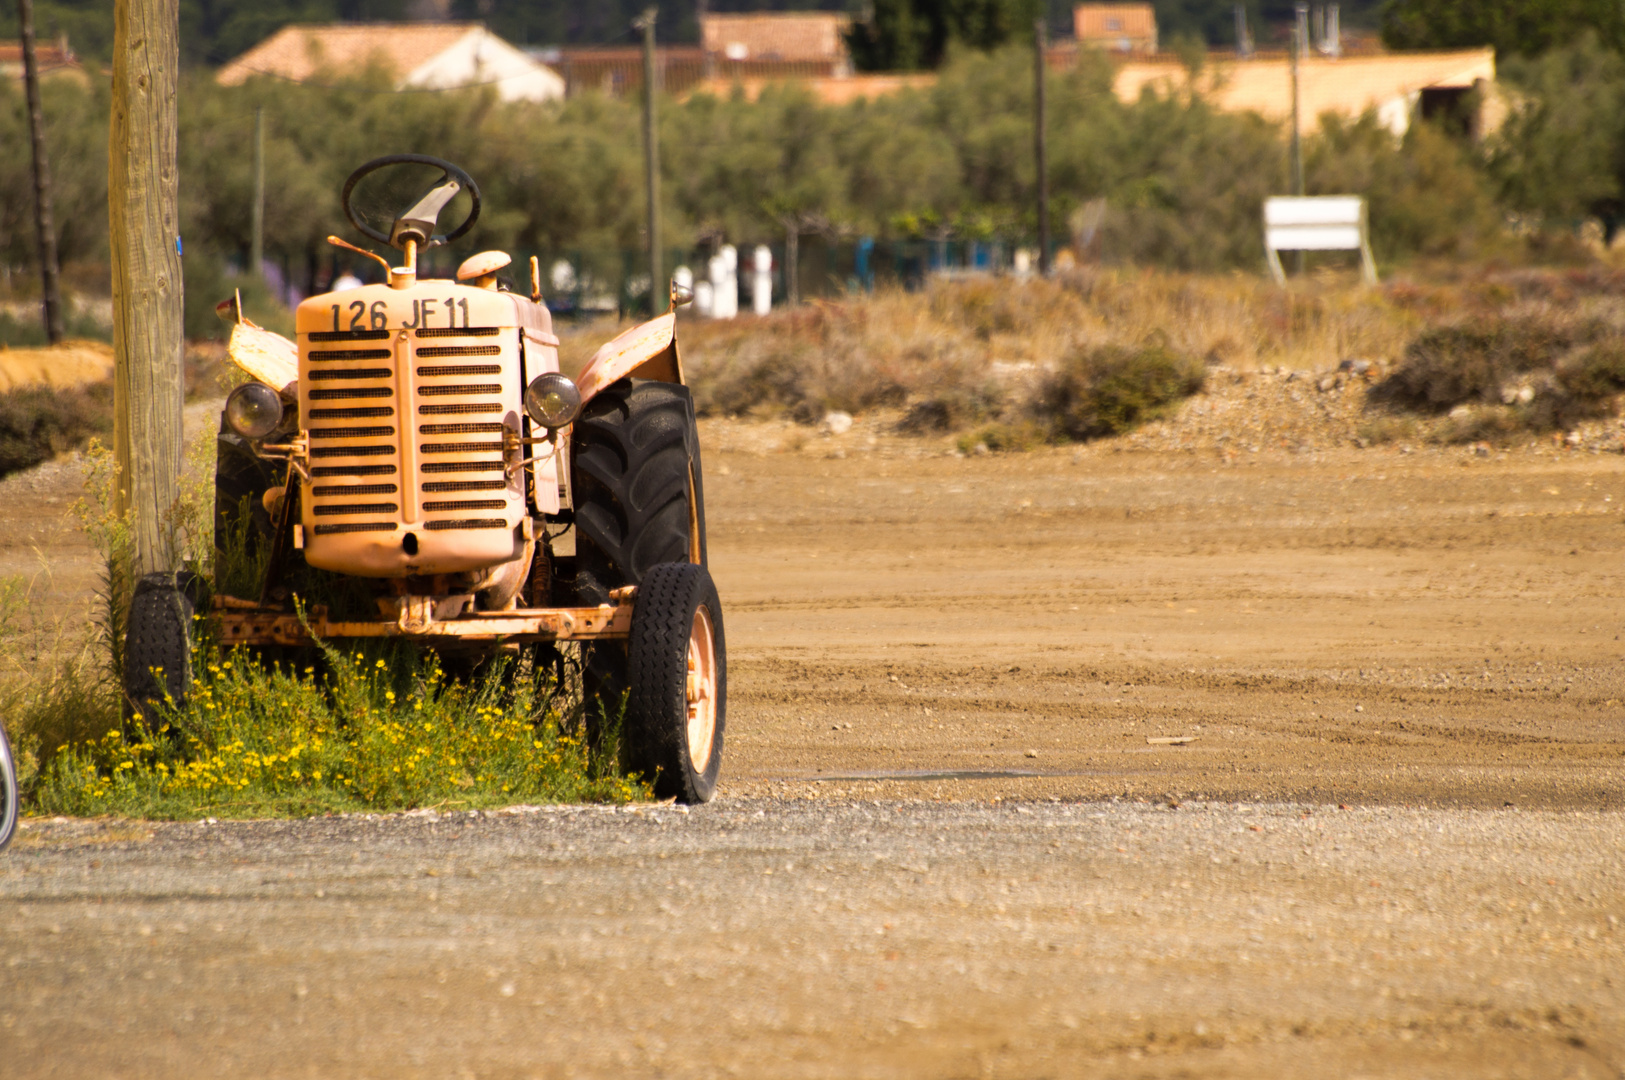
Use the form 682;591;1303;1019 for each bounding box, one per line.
32;634;649;819
8;437;649;819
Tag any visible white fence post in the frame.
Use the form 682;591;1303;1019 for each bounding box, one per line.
707;245;739;319
1263;195;1377;286
751;244;772;316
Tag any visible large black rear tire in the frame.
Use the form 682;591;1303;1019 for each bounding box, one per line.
625;562;725;803
124;572;195;724
571;379;707;727
572;379;706;600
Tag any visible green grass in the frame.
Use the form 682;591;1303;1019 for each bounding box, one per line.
30;634;647;819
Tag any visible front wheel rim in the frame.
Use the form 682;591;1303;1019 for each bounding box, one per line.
685;604;718;772
0;726;16;851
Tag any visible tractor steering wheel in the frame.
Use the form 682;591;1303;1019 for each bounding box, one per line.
340;154;481;248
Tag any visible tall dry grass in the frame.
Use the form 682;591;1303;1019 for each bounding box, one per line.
615;269;1426;433
561;265;1625;446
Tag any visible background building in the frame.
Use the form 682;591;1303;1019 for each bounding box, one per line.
1074;3;1159;54
217;23;565;103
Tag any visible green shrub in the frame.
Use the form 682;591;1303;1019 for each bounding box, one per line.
1036;342;1205;441
898;383;1005;433
0;380;114;480
1556;339;1625;403
956;419;1047;453
0;307;111;347
1371;313;1607;411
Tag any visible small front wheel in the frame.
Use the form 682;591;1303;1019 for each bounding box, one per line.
625;562;725;803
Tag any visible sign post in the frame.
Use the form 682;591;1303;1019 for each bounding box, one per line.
1263;195;1377;286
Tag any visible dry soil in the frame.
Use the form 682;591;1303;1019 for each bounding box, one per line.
1;416;1622;1078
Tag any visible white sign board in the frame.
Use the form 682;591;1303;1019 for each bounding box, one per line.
1263;196;1376;285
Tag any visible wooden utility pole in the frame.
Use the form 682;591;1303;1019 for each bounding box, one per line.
110;0;185;576
1290;2;1307;276
1033;16;1050;275
636;7;662;316
18;0;65;343
251;105;265;277
1291;2;1306;198
785;220;799;306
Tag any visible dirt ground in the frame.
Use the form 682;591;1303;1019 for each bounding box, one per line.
699;419;1625;811
2;417;1623;1077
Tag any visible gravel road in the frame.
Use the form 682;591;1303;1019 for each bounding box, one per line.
3;802;1621;1078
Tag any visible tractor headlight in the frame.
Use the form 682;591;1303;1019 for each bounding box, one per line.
524;373;582;430
224;382;284;440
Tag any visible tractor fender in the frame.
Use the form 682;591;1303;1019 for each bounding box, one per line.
576;312;684;405
225;317;300;399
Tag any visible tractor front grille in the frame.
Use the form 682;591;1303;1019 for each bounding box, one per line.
418;402;500;415
310;349;391;362
300;319;521;548
415;327;500;339
309;386;392;401
309;329;389;343
417;364;502;378
313;521;396;535
419;422;504;435
425;519;505;531
309;406;394;420
311;463;396;478
417;345;501;358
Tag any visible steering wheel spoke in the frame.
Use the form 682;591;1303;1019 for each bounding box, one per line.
341;154;481;249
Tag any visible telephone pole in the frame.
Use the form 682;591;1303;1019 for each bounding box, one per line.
251;105;265;278
636;7;662;315
18;0;65;344
1291;2;1306;198
110;0;185;576
1033;16;1050;275
1291;2;1307;276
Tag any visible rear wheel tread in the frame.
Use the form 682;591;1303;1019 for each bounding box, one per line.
572;380;703;596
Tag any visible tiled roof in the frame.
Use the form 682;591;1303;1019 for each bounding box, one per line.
0;41;84;78
700;12;850;63
217;23;481;85
1073;4;1157;41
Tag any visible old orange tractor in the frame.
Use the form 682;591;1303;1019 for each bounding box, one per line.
123;155;724;802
